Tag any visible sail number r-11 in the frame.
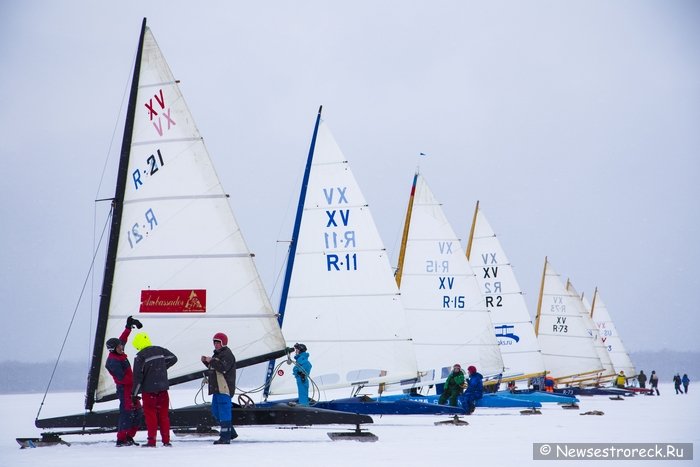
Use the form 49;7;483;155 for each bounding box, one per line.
327;253;357;271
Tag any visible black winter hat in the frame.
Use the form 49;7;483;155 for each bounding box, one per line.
106;338;122;352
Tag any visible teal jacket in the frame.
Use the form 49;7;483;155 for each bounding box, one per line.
293;351;312;381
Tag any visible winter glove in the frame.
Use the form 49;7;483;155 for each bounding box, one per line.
300;373;306;383
126;315;143;329
131;395;141;408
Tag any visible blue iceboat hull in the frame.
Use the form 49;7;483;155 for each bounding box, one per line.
555;387;635;397
258;396;466;415
378;393;541;409
311;397;466;415
496;390;579;404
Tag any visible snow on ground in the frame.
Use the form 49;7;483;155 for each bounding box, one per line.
2;383;697;467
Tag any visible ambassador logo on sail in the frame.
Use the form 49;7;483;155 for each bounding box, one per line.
140;289;206;313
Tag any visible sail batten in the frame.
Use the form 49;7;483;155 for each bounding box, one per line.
124;194;228;204
289;292;399;299
117;253;252;262
132;136;202;146
139;80;180;88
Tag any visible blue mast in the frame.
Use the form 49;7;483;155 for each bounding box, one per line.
263;106;323;399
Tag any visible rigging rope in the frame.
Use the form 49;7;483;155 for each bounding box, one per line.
34;209;112;422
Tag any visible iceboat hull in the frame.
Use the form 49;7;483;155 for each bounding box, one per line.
555;387;635;397
622;386;654;395
496;390;579;404
35;403;372;432
310;397;466;415
378;393;542;409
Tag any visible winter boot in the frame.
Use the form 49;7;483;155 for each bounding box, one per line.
214;421;233;444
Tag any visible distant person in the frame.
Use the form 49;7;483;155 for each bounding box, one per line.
650;370;660;395
544;376;555;393
614;371;627;389
507;381;517;392
201;332;237;444
105;316;143;447
438;364;466;407
530;375;544;391
682;374;690;394
673;373;683;394
637;370;647;389
459;365;483;415
132;332;178;447
292;343;312;406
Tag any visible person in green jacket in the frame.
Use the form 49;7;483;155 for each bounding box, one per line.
438;364;466;407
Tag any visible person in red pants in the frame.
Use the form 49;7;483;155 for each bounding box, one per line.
105;315;143;447
132;332;178;447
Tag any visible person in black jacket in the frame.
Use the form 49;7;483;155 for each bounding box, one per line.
649;370;660;395
673;373;683;394
132;332;177;447
201;332;237;444
637;370;647;389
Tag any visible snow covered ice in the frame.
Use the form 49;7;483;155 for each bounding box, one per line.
2;383;697;467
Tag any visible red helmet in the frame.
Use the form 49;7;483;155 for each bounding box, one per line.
467;365;477;374
213;332;228;346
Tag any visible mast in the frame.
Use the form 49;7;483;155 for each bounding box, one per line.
394;172;418;288
465;200;480;261
533;256;548;336
85;18;147;411
263;105;323;398
589;286;598;318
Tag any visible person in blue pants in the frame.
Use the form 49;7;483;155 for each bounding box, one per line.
459;365;483;415
292;343;312;406
201;332;237;444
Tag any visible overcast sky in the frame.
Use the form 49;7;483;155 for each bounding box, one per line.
1;1;698;365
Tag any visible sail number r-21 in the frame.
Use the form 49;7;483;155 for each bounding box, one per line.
132;149;166;190
126;208;158;248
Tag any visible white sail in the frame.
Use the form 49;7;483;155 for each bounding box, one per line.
96;27;286;401
590;288;637;378
566;281;616;382
466;203;546;380
396;174;504;384
534;259;603;381
267;117;418;397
